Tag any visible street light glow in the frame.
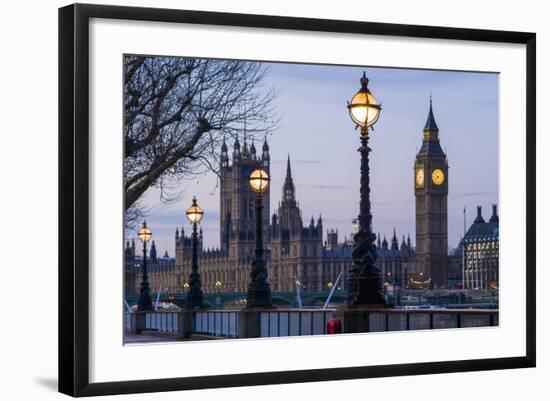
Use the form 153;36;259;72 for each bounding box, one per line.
186;196;204;224
138;221;152;242
347;72;381;130
249;167;270;194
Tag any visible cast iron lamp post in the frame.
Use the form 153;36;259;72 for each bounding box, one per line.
246;166;273;308
215;280;223;307
186;197;204;309
137;221;154;311
346;72;386;307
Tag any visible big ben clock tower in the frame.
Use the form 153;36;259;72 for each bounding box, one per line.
414;99;448;287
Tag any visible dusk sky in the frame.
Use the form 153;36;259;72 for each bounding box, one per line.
135;61;499;257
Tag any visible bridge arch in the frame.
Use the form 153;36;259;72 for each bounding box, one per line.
271;295;295;307
302;293;347;307
126;291;348;310
221;296;248;309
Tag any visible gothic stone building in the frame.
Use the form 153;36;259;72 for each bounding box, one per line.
411;100;499;289
461;205;499;290
174;138;334;294
127;100;488;297
169;135;416;296
376;231;416;287
125;240;178;296
413;99;449;288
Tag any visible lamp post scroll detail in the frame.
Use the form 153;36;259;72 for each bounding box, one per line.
186;196;205;309
246;166;273;308
346;72;386;307
137;221;154;311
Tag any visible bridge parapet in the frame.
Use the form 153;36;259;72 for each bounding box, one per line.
125;308;498;340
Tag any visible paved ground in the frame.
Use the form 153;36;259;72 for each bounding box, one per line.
124;333;180;343
124;333;222;343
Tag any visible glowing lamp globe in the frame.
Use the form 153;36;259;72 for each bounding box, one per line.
186;197;204;224
249;167;270;194
138;221;152;242
347;72;381;130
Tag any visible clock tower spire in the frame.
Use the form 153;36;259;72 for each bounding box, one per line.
414;98;449;287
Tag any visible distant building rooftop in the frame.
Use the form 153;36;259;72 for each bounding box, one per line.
463;204;499;244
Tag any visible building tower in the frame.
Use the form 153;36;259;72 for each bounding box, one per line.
327;229;338;251
262;137;270;169
414;98;449;287
219;136;271;260
150;240;158;263
462;205;499;290
276;155;302;237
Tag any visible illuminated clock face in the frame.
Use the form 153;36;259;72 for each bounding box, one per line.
415;167;425;187
432;168;445;185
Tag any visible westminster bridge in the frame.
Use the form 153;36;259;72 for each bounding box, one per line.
125;290;348;309
124;289;498;341
125;288;498;310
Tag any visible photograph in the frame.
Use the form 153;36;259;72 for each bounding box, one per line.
54;1;537;397
122;54;500;343
0;0;542;399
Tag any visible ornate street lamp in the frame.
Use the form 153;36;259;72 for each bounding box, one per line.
346;72;386;307
185;197;204;309
137;221;154;311
246;166;272;308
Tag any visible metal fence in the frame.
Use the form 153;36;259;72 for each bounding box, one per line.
128;311;179;333
149;312;178;332
125;312;132;331
125;308;497;338
260;310;335;337
194;311;239;338
191;309;336;338
366;310;498;332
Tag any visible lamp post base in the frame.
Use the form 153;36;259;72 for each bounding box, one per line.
246;286;272;309
137;284;153;312
347;233;386;307
186;292;204;310
246;259;272;308
347;272;386;307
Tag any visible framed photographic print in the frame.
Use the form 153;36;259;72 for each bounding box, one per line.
58;3;536;397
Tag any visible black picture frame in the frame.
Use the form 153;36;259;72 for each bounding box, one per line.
58;3;536;397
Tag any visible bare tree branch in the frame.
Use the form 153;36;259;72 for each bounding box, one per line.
124;55;277;218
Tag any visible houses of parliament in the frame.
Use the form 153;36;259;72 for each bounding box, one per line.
125;100;499;296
